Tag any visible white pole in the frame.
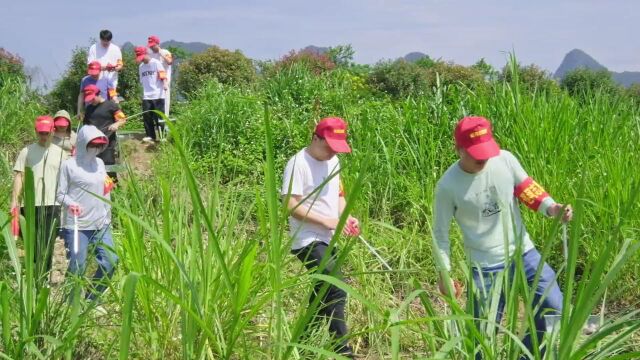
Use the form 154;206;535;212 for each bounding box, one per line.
357;235;392;271
73;214;79;255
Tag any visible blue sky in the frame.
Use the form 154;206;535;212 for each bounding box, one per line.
2;0;638;88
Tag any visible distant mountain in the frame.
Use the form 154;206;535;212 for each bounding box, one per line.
555;49;640;87
403;52;429;62
121;40;212;54
300;45;330;55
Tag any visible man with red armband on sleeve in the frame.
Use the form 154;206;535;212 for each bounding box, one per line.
431;116;573;359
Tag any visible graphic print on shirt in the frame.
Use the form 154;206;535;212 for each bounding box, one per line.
477;185;502;217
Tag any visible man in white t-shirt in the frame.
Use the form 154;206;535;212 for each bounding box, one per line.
135;46;168;143
147;35;173;115
281;117;360;358
87;30;123;88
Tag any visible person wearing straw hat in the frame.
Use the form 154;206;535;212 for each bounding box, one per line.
82;84;126;181
56;125;118;301
135;46;168;143
52;110;77;157
10;116;66;280
431;116;573;358
281;117;360;358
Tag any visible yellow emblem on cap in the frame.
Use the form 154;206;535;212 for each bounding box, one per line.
334;129;345;134
470;128;488;138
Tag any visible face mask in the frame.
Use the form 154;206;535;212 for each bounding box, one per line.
86;147;102;157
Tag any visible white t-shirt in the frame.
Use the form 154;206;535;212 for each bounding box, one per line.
139;58;166;100
282;149;342;250
150;48;172;81
87;43;123;85
13;143;66;206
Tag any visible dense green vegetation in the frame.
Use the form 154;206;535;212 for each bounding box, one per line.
1;45;639;359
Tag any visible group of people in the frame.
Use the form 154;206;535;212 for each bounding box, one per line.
284;116;572;358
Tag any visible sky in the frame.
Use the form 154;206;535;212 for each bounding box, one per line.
2;0;638;89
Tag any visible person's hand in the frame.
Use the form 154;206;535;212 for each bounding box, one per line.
107;122;121;132
106;63;115;71
547;203;573;223
344;216;360;237
10;207;19;236
78;112;84;121
69;204;82;216
163;83;169;91
437;276;463;298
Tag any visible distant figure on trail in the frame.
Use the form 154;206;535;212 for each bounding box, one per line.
52;110;77;156
87;30;123;89
282;117;360;359
135;46;168;143
431;116;574;359
82;84;127;181
10;116;66;284
56;125;118;303
77;61;118;121
148;36;173;116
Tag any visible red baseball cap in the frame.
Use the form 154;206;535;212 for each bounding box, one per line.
83;84;100;103
134;46;147;63
315;117;351;153
89;136;109;145
454;116;500;160
87;61;101;76
147;35;160;47
35;116;54;133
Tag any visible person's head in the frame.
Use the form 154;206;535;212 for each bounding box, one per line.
83;84;102;105
454;116;500;173
87;61;101;79
34;116;54;145
134;46;150;64
99;30;112;48
309;117;351;160
86;136;108;157
53;110;71;133
147;35;160;52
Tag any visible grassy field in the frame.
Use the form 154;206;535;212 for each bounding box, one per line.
1;60;639;359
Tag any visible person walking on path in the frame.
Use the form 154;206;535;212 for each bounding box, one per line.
135;46;168;143
282;117;360;358
87;30;123;88
148;36;173;116
52;110;77;157
431;116;573;359
56;125;118;302
77;61;118;120
82;84;127;181
10;116;66;282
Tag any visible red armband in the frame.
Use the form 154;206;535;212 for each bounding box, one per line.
514;177;549;211
158;70;167;80
104;175;115;195
108;88;118;99
114;110;126;122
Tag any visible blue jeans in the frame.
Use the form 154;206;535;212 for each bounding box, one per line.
472;248;563;358
62;226;118;301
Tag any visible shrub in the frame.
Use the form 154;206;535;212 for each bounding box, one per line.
500;63;560;95
367;60;429;98
177;46;256;97
424;61;487;91
273;49;336;75
560;68;620;98
0;48;25;83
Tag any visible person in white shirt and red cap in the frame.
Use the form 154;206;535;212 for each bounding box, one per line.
282;117;360;358
147;36;173;116
87;30;123;89
134;46;168;143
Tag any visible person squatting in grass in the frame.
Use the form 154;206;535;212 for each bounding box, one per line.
282;117;361;358
82;84;127;182
432;116;573;359
87;29;123;89
56;125;118;302
135;45;168;143
147;35;173;116
77;61;118;121
10;116;67;284
52;110;77;157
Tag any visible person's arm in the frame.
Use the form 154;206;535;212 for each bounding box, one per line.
157;62;169;90
287;195;335;229
11;171;23;210
114;48;123;72
107;78;118;103
163;50;173;65
87;45;96;63
107;103;127;131
77;91;85;120
56;163;74;209
432;182;463;297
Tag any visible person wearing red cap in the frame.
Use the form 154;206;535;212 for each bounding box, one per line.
57;125;118;302
87;30;123;88
10;116;66;283
135;46;168;143
148;36;173;115
77;61;118;121
432;116;573;358
281;117;360;358
83;84;127;181
52;110;77;156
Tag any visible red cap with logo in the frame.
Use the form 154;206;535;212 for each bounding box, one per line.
87;61;101;76
147;35;160;47
89;136;109;145
314;117;351;153
83;84;100;103
134;46;147;63
454;116;500;160
35;116;54;133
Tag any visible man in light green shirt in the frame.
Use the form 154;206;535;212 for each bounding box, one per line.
432;116;573;358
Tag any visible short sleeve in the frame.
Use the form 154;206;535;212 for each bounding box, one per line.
13;148;28;172
282;157;305;196
502;150;529;185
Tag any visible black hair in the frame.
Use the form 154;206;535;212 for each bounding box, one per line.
99;30;113;41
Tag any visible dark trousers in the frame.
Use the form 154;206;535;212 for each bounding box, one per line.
98;134;118;182
293;241;351;354
20;205;60;280
142;99;165;140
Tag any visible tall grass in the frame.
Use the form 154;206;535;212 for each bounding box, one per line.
0;58;639;358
